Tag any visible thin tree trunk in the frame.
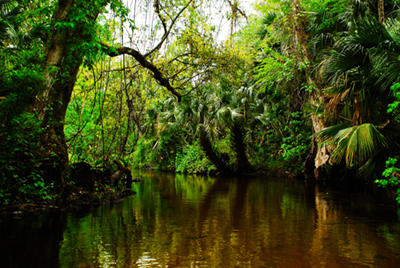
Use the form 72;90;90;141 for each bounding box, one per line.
378;0;385;24
118;85;134;159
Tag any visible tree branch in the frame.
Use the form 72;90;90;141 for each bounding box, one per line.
225;0;248;20
145;0;195;57
103;43;182;101
153;0;167;33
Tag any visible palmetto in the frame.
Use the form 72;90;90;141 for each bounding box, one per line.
157;84;258;175
315;0;400;177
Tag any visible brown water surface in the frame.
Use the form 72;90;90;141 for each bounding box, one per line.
1;171;400;267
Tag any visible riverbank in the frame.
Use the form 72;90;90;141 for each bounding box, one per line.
0;188;136;217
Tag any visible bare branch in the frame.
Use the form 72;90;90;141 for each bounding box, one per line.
225;0;248;21
180;73;211;97
153;0;167;33
169;65;192;80
145;0;195;57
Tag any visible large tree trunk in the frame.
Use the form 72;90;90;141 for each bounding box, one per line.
292;1;328;179
33;0;191;182
34;0;101;186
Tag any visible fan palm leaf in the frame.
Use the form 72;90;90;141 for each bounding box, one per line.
357;147;389;178
369;18;400;92
257;11;279;40
317;123;388;169
0;1;21;47
310;0;400;178
0;0;17;16
347;17;387;46
216;106;242;127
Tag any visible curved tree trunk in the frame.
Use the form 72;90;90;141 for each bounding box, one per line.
230;120;252;174
199;130;234;175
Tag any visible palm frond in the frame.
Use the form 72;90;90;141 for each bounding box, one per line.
357;147;388;178
348;18;386;47
385;18;400;42
0;0;17;16
321;123;388;168
372;50;400;92
351;0;374;20
316;123;351;142
369;18;400;92
311;33;336;51
325;42;368;84
257;11;278;40
216;106;242;127
0;1;22;47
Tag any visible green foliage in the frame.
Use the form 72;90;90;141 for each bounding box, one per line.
0;68;43;117
130;129;184;172
376;158;400;204
376;82;400;204
280;116;312;174
175;142;214;174
0;113;54;204
152;130;184;171
304;0;400;180
0;52;54;204
10;0;400;209
256;109;311;174
130;131;185;172
131;138;154;170
387;83;400;114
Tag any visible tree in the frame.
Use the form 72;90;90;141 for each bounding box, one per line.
314;0;400;178
2;0;237;203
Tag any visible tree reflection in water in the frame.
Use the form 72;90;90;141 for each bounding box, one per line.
1;171;400;267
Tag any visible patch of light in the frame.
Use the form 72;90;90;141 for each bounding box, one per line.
136;251;161;267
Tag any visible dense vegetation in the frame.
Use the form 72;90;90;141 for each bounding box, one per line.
1;0;400;206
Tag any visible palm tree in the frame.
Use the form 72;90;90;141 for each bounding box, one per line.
157;93;234;174
157;84;261;175
0;0;18;40
314;0;400;178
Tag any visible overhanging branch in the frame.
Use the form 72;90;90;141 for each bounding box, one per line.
103;43;182;101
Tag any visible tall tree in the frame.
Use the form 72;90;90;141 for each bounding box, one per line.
33;0;128;182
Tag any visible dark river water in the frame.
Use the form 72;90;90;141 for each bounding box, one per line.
1;171;400;267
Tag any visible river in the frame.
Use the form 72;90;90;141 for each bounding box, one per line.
1;171;400;267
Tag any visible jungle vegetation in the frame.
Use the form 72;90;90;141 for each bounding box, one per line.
1;0;400;206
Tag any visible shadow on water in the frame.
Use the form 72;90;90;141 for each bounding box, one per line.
1;171;400;267
0;212;67;268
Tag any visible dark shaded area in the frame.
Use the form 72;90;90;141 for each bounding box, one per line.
0;212;67;268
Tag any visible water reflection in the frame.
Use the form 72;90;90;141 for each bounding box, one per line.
1;172;400;267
